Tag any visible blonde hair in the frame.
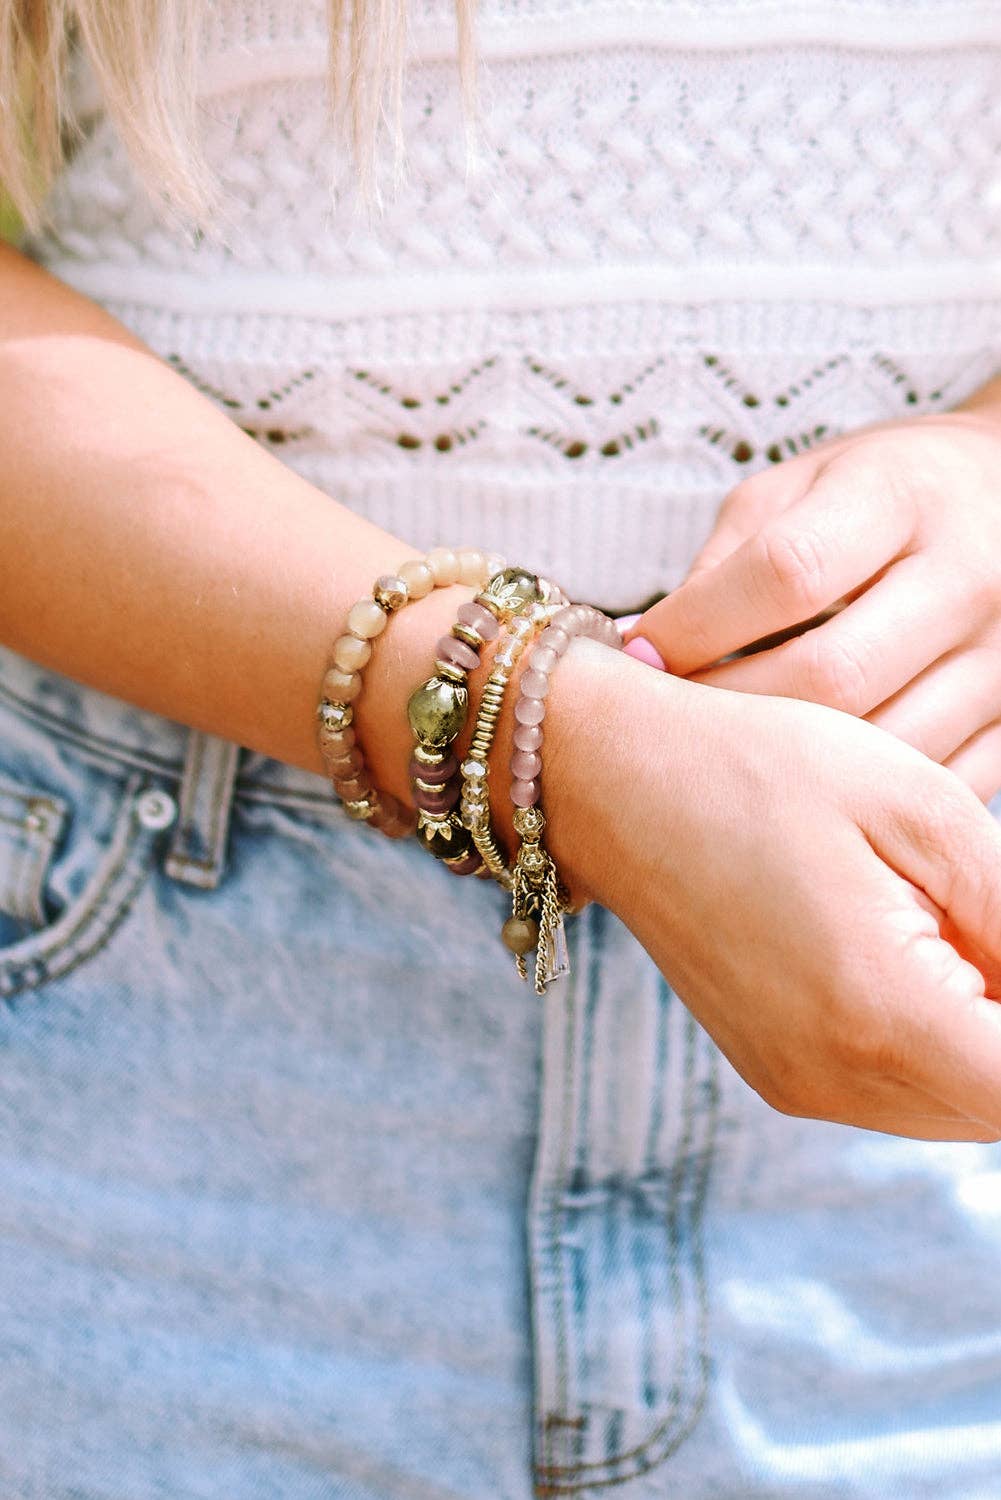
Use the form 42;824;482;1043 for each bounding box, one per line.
0;0;477;235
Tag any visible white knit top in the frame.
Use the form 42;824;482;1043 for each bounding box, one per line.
21;0;1001;610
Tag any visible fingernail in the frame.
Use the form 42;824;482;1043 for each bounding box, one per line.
623;635;666;670
616;613;642;635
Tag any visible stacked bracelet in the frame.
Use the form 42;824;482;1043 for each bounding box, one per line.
406;566;566;874
316;546;502;837
505;603;623;992
459;599;561;889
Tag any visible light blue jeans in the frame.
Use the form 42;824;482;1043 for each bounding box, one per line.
1;639;1000;1500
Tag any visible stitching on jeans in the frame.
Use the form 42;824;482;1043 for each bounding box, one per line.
534;992;721;1493
0;775;155;1000
165;736;238;877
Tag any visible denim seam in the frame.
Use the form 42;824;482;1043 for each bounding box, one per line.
534;991;720;1494
0;774;161;1002
0;678;337;818
164;736;240;884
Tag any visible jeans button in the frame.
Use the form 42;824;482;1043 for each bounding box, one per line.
134;788;178;831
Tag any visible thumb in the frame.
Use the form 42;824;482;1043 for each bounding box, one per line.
872;764;1001;972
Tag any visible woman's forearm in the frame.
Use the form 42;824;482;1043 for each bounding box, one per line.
0;241;487;806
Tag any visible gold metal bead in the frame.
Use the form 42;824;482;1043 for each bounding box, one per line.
407;676;469;745
317;700;354;731
343;797;377;821
434;660;468;684
502;915;539;955
452;623;483;650
373;574;409;611
413;744;446;767
513;806;546;838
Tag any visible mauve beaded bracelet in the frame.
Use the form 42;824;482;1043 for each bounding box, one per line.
316;545;504;838
503;603;623;992
508;603;623;810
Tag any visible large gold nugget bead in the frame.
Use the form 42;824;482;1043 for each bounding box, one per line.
407;676;469;746
477;567;542;619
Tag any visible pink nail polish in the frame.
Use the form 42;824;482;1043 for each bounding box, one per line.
616;613;642;635
624;636;666;670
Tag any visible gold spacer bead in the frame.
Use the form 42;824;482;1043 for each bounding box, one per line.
434;660;468;684
412;744;446;767
451;623;483;650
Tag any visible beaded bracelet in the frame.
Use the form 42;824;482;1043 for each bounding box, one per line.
316;545;503;838
505;603;623;993
458;599;562;889
406;566;566;873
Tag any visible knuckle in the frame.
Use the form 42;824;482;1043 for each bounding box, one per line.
757;525;828;611
794;630;872;713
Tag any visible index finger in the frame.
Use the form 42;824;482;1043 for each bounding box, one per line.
628;465;913;675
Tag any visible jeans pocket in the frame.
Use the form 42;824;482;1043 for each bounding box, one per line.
0;752;178;1008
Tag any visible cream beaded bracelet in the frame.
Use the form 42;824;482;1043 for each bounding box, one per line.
315;545;503;837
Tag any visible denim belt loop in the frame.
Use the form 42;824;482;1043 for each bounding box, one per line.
162;727;241;890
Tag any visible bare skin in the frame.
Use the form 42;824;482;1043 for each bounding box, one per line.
629;391;1001;802
4;239;1001;1141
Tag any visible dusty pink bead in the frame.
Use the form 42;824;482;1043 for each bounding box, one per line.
457;601;500;641
520;669;550;699
408;752;458;785
445;852;484;876
530;646;558;675
325;747;364;776
319;725;356;753
514;696;546;726
436;635;480;673
511;777;540;807
323;666;362;703
334;776;370;801
513;722;543;752
511;749;542;779
413;781;460;814
537;626;570;656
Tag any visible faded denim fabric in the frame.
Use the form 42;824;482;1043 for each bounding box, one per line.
1;640;1001;1500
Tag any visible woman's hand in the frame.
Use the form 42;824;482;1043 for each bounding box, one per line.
625;409;1001;801
545;643;1001;1141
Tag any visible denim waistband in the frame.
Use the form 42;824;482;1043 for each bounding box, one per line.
0;643;342;890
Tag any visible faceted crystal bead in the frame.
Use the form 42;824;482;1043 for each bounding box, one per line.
374;574;409;611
